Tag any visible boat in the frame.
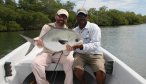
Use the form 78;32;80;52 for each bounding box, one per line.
0;42;146;84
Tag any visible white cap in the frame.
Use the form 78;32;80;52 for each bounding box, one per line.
77;8;88;15
57;9;69;18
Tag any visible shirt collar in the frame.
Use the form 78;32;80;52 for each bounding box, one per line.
77;21;90;30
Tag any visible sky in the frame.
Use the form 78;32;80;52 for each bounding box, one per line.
61;0;146;15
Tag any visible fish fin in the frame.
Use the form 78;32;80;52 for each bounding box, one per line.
20;34;35;56
25;44;35;56
20;34;34;44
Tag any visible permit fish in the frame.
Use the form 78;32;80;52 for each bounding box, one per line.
20;28;82;55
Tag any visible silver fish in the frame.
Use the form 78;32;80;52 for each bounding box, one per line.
20;28;82;55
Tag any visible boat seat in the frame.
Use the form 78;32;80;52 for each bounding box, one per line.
15;56;114;72
15;60;64;71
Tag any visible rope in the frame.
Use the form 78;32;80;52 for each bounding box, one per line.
50;51;63;84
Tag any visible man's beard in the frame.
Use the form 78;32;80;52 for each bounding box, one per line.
58;20;65;24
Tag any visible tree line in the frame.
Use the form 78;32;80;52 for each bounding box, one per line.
0;0;146;32
88;6;146;26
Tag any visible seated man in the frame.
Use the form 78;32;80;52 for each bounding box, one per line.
71;8;106;84
31;9;74;84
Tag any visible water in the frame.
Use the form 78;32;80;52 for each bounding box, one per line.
101;24;146;78
0;30;40;58
0;24;146;78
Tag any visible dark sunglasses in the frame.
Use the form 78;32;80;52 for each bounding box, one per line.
57;14;67;19
77;13;87;17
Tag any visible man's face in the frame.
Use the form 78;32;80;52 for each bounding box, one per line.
55;14;67;25
76;13;87;25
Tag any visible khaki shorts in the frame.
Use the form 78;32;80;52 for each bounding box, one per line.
73;52;105;73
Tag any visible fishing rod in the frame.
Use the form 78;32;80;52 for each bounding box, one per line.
82;0;87;8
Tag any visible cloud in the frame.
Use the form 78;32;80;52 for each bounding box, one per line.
61;0;146;15
75;0;137;9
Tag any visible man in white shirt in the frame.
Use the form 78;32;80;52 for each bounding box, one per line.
31;9;74;84
71;8;106;84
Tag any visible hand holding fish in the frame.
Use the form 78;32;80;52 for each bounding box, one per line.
20;28;83;55
65;44;83;51
66;44;74;51
34;37;44;48
72;44;83;50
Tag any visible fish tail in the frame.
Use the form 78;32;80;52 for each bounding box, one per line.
20;34;34;44
20;34;35;56
25;44;35;56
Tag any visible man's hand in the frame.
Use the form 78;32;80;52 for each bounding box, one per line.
34;37;44;48
73;44;83;50
66;44;83;51
66;44;73;51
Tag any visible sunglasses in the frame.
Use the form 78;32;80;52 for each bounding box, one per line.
57;14;67;19
77;13;87;18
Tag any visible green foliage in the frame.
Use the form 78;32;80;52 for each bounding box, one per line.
0;5;19;23
88;6;145;26
123;12;144;25
0;20;7;31
62;1;75;11
6;21;22;31
0;24;7;31
28;12;49;29
108;9;128;25
97;12;113;26
99;6;108;12
88;8;98;24
0;1;146;31
0;0;4;4
5;0;17;9
17;11;49;30
67;11;76;28
143;16;146;23
18;0;44;11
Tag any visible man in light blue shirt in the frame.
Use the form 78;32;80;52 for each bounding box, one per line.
72;8;106;84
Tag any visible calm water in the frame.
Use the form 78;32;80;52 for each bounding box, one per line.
0;30;40;58
0;24;146;78
101;24;146;78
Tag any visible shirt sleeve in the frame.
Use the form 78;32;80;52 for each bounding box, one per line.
83;24;101;52
39;24;51;38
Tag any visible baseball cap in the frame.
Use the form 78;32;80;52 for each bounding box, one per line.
57;9;69;18
77;8;88;15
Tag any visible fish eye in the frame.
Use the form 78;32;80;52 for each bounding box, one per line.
75;39;79;42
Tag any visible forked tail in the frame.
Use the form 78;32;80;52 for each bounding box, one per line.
20;34;35;56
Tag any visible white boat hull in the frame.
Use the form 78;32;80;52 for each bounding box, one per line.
0;42;146;84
